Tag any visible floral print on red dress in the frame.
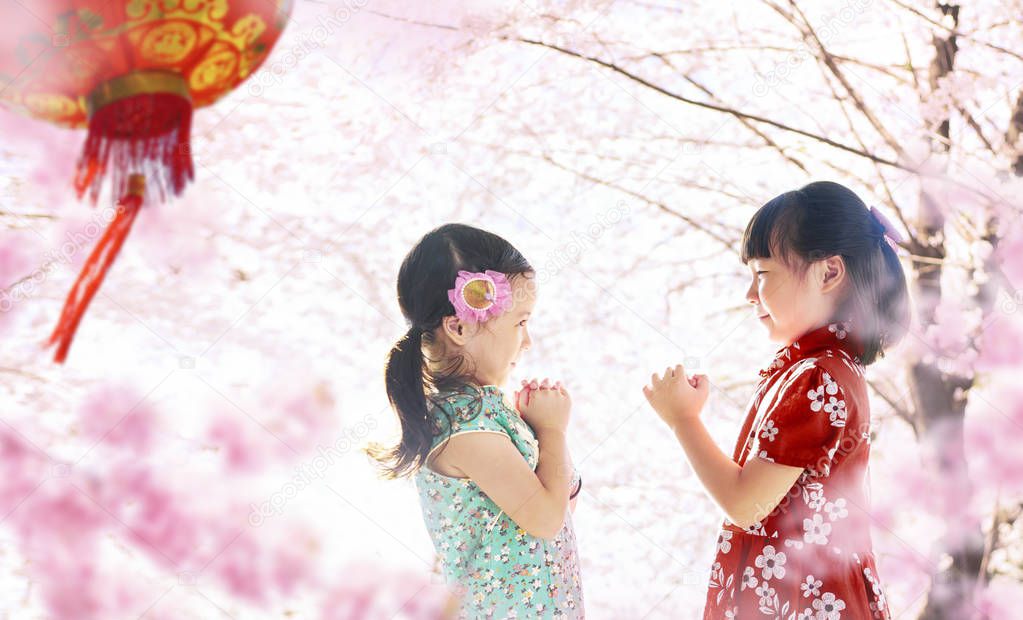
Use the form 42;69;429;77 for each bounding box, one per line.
703;321;892;619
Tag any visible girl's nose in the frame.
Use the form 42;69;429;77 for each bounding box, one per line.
522;328;532;351
745;278;759;305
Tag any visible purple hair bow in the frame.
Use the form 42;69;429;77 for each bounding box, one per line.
869;206;905;248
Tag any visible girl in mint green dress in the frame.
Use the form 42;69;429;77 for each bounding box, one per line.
416;385;583;617
369;224;585;618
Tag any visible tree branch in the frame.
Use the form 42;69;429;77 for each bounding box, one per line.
647;52;810;173
513;37;910;170
867;379;917;431
774;0;906;157
518;149;745;254
887;0;1023;63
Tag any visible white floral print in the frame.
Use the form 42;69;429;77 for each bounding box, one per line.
754;545;787;581
805;484;826;511
800;574;822;598
739;566;758;591
864;567;889;618
808;384;827;412
821;372;840;395
824;396;847;427
755;582;778;610
828;322;849;339
803;513;832;545
809;372;841;414
708;561;725;589
718;530;733;554
824;498;848;521
813;592;846;619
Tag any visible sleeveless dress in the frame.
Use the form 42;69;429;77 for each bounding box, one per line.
414;384;584;619
703;321;892;619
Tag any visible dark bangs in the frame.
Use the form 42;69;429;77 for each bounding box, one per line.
740;190;809;269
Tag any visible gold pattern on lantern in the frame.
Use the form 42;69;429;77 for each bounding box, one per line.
124;1;260;52
24;94;80;121
231;14;266;44
188;48;238;91
140;22;199;64
127;0;230;23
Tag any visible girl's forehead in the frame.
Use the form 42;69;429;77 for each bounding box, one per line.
512;275;537;292
511;276;538;304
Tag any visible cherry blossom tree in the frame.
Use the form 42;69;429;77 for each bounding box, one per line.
349;1;1023;616
2;0;1022;617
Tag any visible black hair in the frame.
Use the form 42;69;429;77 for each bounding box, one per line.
740;181;911;365
368;223;533;478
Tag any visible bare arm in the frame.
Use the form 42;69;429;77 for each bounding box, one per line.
644;364;803;528
434;429;571;540
671;418;802;528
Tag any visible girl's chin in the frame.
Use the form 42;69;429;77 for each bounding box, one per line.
762;325;786;344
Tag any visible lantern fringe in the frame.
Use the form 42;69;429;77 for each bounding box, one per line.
47;179;145;363
74;92;193;205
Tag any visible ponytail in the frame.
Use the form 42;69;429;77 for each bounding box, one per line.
842;213;912;366
867;236;910;364
368;326;432;478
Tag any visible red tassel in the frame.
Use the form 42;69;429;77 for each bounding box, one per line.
47;176;145;363
74;91;193;205
48;71;195;363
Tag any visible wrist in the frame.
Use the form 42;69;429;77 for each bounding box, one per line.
535;427;568;441
671;416;703;436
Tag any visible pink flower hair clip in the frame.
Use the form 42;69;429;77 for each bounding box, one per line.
447;270;513;323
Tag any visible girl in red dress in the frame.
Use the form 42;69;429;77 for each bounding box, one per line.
643;181;910;619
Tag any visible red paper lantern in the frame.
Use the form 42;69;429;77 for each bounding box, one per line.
0;0;293;362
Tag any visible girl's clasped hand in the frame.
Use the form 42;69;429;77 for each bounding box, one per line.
514;377;571;432
642;363;709;429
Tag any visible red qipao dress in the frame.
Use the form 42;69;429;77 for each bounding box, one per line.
703;321;892;619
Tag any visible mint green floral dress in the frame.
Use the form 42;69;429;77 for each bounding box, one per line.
414;384;584;619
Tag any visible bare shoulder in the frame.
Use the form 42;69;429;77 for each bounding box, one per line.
428;429;518;479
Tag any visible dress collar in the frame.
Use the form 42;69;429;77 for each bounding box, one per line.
758;319;864;379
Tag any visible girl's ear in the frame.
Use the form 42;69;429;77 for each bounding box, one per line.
442;315;470;346
819;255;846;294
